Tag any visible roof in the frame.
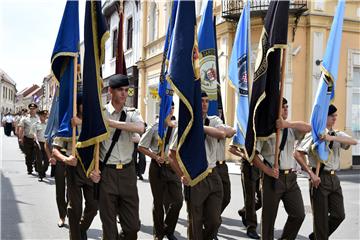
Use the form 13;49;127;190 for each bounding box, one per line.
0;68;16;86
17;84;40;97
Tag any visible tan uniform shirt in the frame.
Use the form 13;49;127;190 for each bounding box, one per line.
19;115;39;138
256;128;304;170
138;121;176;156
100;103;144;165
53;137;73;156
30;121;47;142
296;130;350;171
169;115;223;168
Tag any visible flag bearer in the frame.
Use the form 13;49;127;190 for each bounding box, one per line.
295;104;357;240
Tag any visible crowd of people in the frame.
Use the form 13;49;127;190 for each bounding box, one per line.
4;73;358;240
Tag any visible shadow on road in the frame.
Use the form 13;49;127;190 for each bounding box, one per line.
1;172;23;240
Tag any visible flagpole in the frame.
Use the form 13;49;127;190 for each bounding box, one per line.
72;55;78;156
274;48;287;169
213;16;225;124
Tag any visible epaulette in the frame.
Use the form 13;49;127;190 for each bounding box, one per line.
126;107;136;112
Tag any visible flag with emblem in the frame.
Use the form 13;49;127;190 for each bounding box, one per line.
229;2;250;151
310;0;345;162
198;0;218;116
158;0;178;156
245;0;289;162
76;0;110;176
51;0;79;140
167;0;208;186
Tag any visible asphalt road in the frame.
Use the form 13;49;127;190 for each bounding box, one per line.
1;128;359;239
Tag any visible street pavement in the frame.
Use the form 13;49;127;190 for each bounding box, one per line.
1;127;359;240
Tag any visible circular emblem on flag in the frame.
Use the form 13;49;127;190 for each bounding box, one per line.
128;87;135;97
199;49;217;101
238;54;248;96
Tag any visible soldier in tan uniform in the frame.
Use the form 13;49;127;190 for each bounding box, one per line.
52;96;98;240
252;98;318;240
169;91;226;240
90;74;145;240
228;146;262;239
138;102;182;240
31;110;49;181
18;103;39;174
294;104;358;240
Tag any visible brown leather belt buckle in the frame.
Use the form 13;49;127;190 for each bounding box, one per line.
208;168;213;174
284;170;290;174
116;164;123;169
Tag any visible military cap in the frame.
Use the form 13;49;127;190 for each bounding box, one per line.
108;74;129;88
282;97;288;105
28;103;38;109
328;104;337;116
201;91;208;98
37;110;48;115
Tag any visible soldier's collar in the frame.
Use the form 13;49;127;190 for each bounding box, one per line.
108;101;125;115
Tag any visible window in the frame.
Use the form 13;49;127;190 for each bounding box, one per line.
127;17;133;50
352;66;360;156
149;2;157;42
112;28;118;59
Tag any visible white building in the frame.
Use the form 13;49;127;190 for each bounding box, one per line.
102;0;141;107
0;68;17;118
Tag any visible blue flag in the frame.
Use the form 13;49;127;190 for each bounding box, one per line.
158;0;178;155
44;86;59;146
198;0;218;116
51;0;79;140
311;0;345;162
229;3;250;150
167;0;207;186
76;1;110;176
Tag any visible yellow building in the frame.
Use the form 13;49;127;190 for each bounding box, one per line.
121;0;360;168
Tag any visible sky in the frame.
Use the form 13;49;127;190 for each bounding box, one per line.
0;0;85;92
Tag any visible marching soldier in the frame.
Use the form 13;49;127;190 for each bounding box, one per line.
169;91;226;240
52;96;98;240
251;98;316;240
18;103;39;174
90;74;145;240
294;104;358;240
214;116;236;239
228;146;262;239
31;110;49;181
138;102;183;240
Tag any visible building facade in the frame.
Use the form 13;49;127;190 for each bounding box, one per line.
0;69;17;119
101;0;360;168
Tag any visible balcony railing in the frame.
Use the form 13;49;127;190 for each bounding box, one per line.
222;0;308;21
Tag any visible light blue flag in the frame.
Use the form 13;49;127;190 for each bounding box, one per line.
44;86;59;147
158;0;178;155
311;0;345;162
229;2;250;150
198;0;218;116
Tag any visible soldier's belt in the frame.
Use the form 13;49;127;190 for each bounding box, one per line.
312;168;336;175
106;162;133;170
279;169;294;175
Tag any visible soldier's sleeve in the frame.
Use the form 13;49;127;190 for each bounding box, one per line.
295;132;313;154
211;116;224;128
18;117;25;127
130;109;144;124
255;140;265;157
293;129;305;141
52;137;64;149
169;127;178;151
337;131;351;150
138;125;155;149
